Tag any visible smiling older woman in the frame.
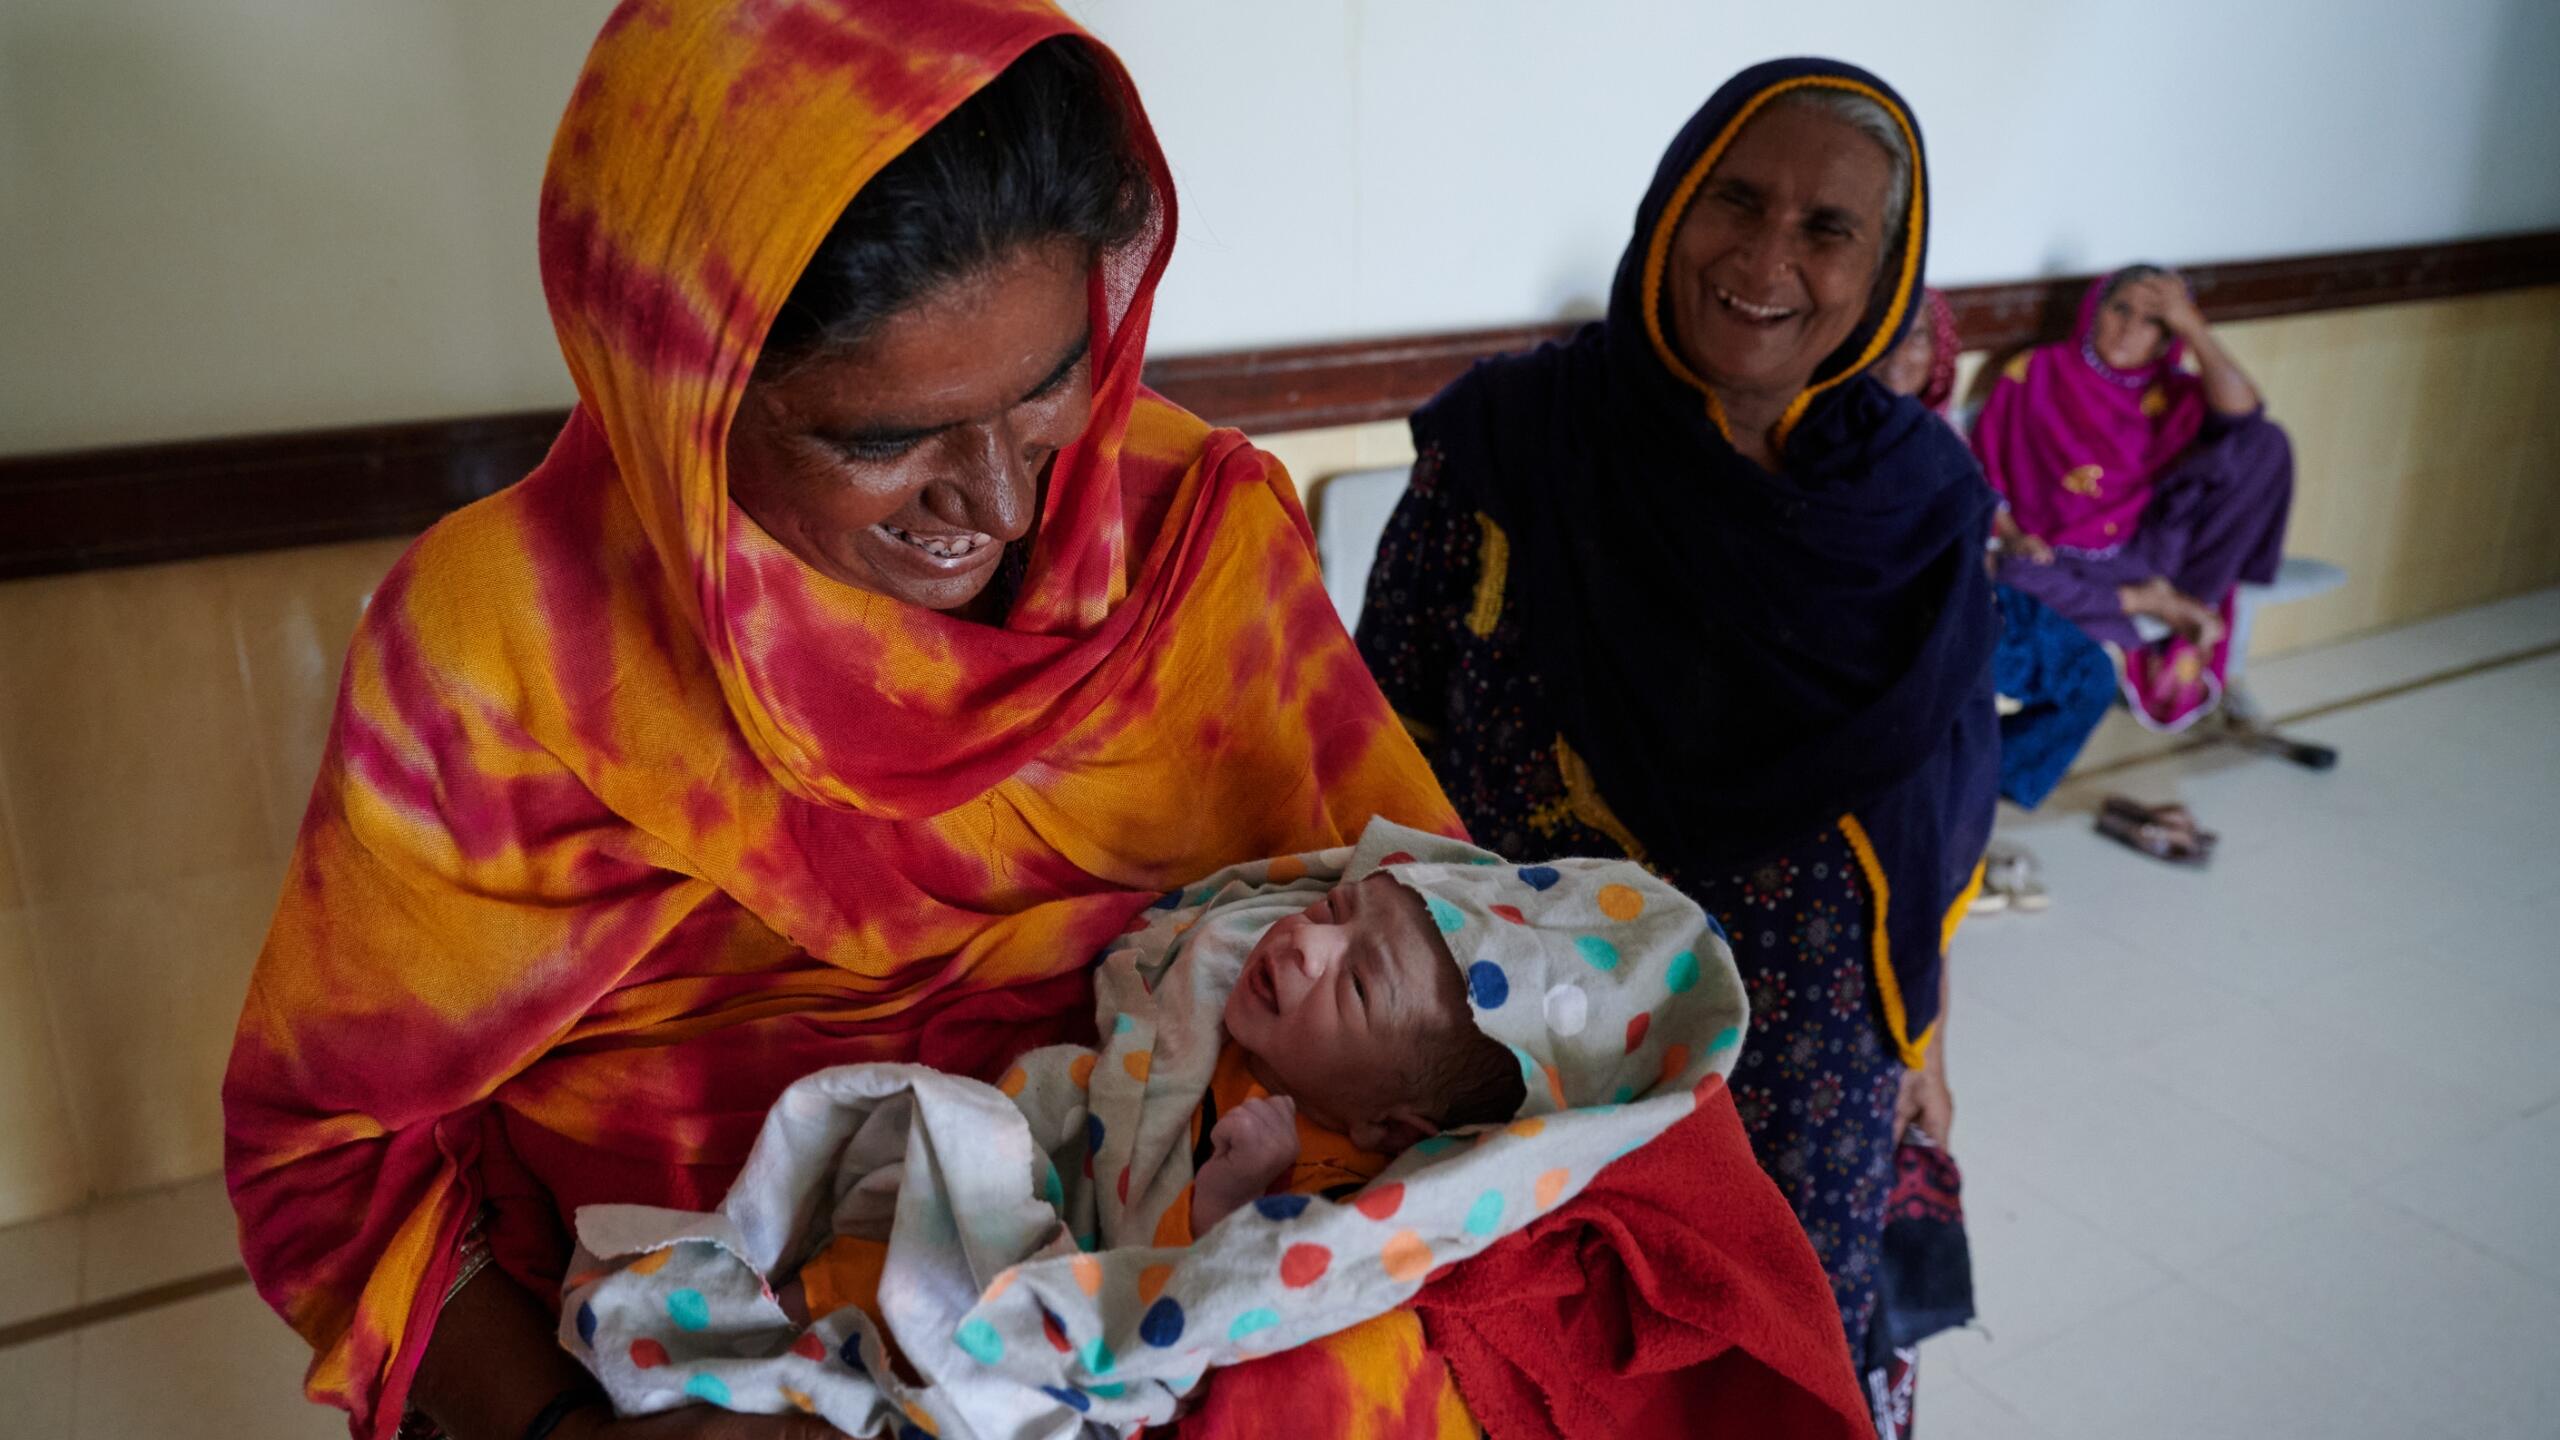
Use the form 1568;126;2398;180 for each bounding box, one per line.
1357;59;1997;1405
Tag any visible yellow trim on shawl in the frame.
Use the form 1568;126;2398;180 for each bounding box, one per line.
1465;511;1509;638
1943;856;1986;954
1639;76;1930;454
1838;812;1931;1068
1552;737;1650;865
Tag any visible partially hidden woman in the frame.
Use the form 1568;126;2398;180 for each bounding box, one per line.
1357;57;1998;1406
223;8;1864;1440
1971;265;2294;731
1881;288;2115;820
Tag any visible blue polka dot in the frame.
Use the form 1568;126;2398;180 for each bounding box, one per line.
900;1426;932;1440
1464;1190;1506;1237
1466;960;1509;1009
574;1302;596;1347
955;1318;1004;1364
1517;865;1560;891
1425;896;1465;934
1575;935;1621;971
1703;912;1730;940
1254;1194;1309;1221
1229;1308;1281;1342
683;1373;731;1406
1666;950;1700;994
1140;1297;1186;1347
1086;1113;1106;1154
1042;1385;1093;1413
1151;890;1184;910
666;1288;710;1332
1080;1337;1116;1375
840;1333;865;1367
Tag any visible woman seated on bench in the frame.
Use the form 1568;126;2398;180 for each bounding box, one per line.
1970;266;2294;734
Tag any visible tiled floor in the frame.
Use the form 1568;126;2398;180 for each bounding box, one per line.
0;596;2553;1439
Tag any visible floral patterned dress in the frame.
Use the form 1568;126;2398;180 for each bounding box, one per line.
1354;446;1903;1360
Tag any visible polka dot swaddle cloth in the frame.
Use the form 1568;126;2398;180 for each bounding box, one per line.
560;818;1745;1439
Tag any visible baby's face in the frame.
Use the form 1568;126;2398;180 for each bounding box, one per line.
1222;874;1468;1139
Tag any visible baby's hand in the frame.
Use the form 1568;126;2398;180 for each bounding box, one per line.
1191;1096;1300;1233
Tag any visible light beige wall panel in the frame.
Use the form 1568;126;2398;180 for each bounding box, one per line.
0;907;88;1223
221;538;411;856
26;864;281;1197
0;560;280;903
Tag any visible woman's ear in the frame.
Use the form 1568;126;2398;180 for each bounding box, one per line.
1351;1104;1439;1156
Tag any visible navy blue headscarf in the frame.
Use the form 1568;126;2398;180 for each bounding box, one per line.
1410;58;1996;1061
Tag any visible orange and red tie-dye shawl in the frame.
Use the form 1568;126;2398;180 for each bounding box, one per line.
220;3;1456;1434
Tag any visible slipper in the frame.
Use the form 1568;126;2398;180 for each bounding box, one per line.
2094;803;2210;867
2100;796;2219;855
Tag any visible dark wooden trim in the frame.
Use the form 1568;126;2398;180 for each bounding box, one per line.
6;230;2554;581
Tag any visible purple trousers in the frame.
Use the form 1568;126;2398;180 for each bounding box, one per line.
1998;413;2295;652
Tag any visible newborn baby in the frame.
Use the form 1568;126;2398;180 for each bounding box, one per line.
565;818;1749;1440
782;870;1523;1328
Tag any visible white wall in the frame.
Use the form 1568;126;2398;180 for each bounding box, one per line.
4;0;2554;453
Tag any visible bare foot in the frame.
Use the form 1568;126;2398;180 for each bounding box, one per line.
2119;577;2224;648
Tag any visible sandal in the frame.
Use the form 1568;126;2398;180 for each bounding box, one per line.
2095;796;2212;868
2100;796;2219;857
1988;843;2050;912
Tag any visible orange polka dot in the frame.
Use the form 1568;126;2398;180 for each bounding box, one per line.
903;1401;938;1436
1506;1116;1545;1139
1597;883;1645;921
627;1247;674;1277
1267;855;1308;884
1069;1054;1097;1090
1659;1044;1692;1089
1072;1254;1103;1296
782;1387;817;1413
1124;1050;1152;1083
1534;1168;1570;1210
563;1270;606;1292
1692;1070;1726;1103
1380;1230;1434;1283
1138;1263;1175;1306
983;1267;1016;1302
1543;1064;1566;1110
998;1066;1028;1097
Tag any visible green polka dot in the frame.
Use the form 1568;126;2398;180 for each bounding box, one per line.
1612;1084;1636;1104
1711;1023;1741;1051
1425;896;1465;934
683;1373;731;1406
955;1318;1005;1364
1080;1337;1116;1374
1229;1308;1280;1342
666;1288;711;1332
1574;936;1620;971
1413;1134;1460;1156
1112;1013;1134;1035
1464;1190;1505;1237
1666;950;1700;993
1042;1160;1065;1211
1091;1381;1128;1399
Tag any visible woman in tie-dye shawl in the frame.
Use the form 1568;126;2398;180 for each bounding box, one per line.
221;5;1462;1436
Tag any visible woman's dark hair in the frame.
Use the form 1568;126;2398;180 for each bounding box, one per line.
758;36;1152;373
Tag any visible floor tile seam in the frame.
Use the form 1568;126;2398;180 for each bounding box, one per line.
0;1265;249;1352
2356;1186;2560;1294
1953;1269;2181;1385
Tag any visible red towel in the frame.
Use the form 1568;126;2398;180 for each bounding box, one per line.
1175;1086;1870;1439
1416;1084;1871;1439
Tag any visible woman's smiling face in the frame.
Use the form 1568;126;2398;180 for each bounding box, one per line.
724;238;1095;614
1666;101;1895;415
